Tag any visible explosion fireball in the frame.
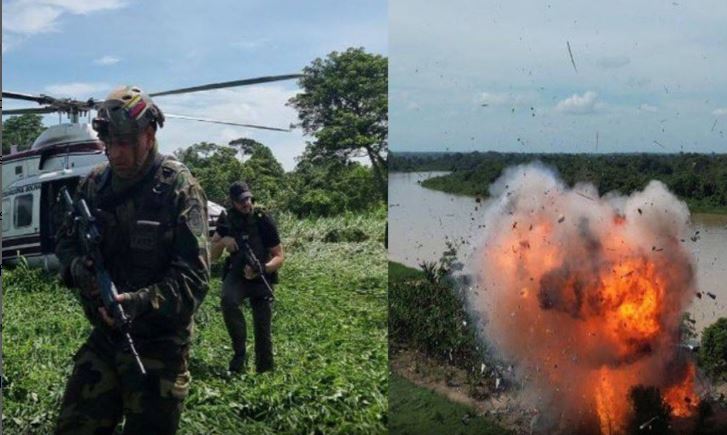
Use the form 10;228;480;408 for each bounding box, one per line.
471;163;700;433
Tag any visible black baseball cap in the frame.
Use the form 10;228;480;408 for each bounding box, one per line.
229;181;253;202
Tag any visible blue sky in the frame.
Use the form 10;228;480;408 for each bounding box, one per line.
2;0;387;169
390;0;727;154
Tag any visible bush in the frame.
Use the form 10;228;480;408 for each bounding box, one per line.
699;317;727;380
388;262;482;370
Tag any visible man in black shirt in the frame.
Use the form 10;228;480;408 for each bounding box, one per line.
211;182;284;373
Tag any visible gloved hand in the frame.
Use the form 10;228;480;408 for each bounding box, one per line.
70;256;99;299
98;288;151;328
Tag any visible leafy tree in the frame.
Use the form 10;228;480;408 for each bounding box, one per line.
2;114;46;154
175;140;287;209
288;47;388;198
175;142;241;204
230;138;285;206
699;317;727;380
282;151;381;217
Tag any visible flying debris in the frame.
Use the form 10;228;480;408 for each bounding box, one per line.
653;140;666;149
711;119;718;132
575;191;595;201
566;41;578;73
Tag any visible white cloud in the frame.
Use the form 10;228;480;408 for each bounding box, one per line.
2;0;127;49
44;82;111;98
712;108;727;117
638;103;658;113
94;55;120;65
406;101;421;111
3;3;63;34
156;85;304;170
555;91;599;114
42;0;127;15
596;56;631;69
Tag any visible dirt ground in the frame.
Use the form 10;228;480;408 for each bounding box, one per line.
390;348;537;433
391;348;727;434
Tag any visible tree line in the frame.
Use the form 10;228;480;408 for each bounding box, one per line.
2;48;387;217
391;151;727;213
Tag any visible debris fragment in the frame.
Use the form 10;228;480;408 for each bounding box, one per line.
711;119;718;132
707;292;716;300
558;216;565;223
696;292;702;299
653;140;666;149
639;415;659;430
566;41;578;73
638;208;642;215
575;191;595;201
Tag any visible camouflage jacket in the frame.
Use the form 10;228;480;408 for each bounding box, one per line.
56;153;210;345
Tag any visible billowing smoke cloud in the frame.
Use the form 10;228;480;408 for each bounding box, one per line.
470;163;699;433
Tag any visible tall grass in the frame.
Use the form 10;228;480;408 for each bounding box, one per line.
2;210;387;434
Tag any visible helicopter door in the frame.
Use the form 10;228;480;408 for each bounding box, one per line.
40;178;80;255
2;198;10;233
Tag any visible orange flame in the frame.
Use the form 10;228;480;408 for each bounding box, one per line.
663;363;700;417
478;193;699;433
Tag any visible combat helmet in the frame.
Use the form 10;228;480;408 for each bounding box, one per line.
92;85;165;140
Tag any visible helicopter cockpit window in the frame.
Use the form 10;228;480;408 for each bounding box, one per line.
15;165;23;176
2;199;10;231
14;194;33;228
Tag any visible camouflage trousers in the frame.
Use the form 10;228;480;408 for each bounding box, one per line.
55;330;191;435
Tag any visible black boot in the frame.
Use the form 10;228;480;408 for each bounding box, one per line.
229;353;247;373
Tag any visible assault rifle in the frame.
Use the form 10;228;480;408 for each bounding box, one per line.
59;186;146;375
235;235;275;298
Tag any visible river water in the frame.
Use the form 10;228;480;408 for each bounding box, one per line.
389;171;727;335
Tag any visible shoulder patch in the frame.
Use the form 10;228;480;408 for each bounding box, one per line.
186;197;205;237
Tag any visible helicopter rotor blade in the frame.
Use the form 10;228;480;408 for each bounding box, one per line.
165;113;292;132
2;107;59;115
2;91;51;104
149;74;302;97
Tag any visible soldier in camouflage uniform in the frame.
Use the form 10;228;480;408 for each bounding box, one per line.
54;86;210;435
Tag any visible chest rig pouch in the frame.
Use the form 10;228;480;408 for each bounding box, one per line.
93;156;180;290
228;209;278;285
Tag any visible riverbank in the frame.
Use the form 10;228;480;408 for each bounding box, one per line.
417;171;727;215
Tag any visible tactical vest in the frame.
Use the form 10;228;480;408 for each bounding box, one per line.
87;155;186;291
225;207;277;284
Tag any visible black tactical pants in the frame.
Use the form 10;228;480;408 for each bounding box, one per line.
55;331;190;435
221;268;274;373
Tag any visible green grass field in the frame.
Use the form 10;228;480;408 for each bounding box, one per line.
389;374;510;435
2;210;387;434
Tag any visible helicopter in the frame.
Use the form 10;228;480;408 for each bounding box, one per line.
2;74;301;270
